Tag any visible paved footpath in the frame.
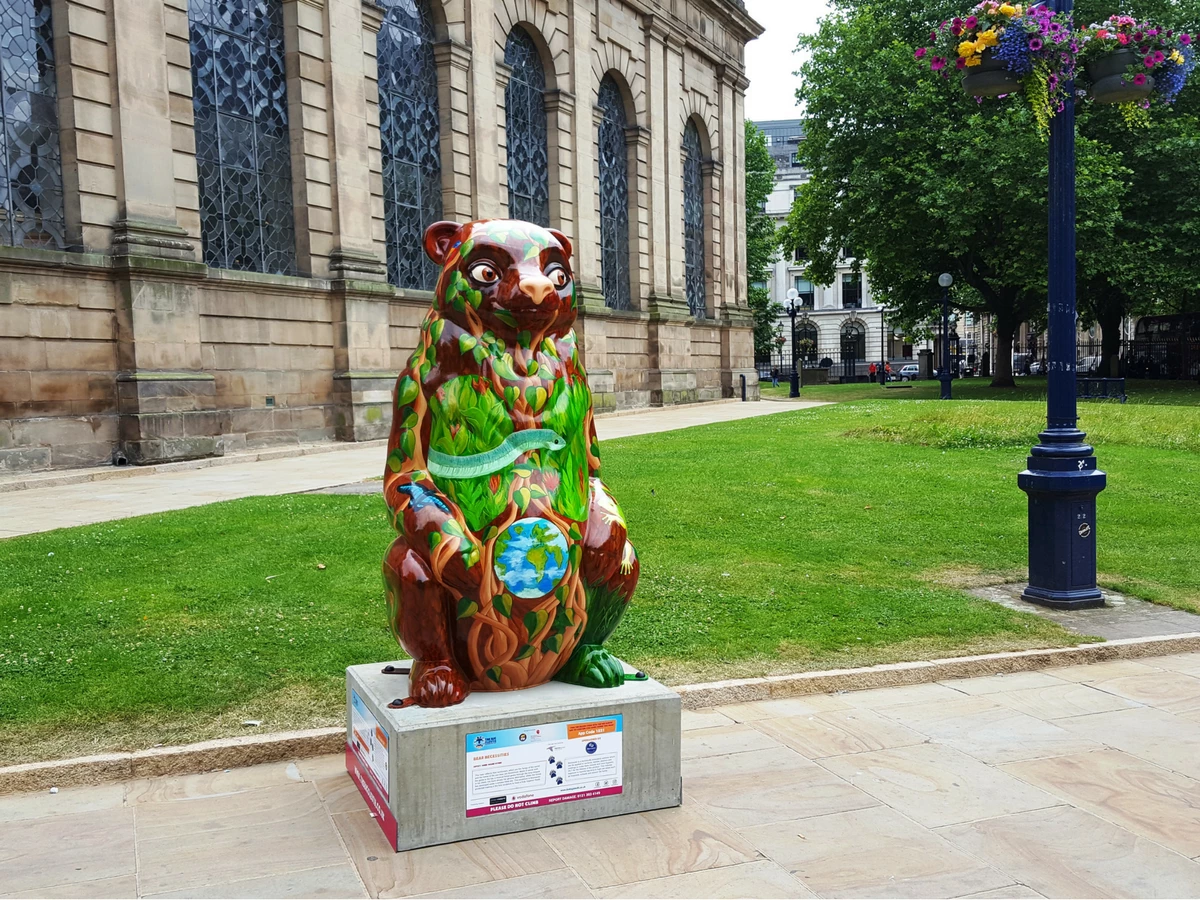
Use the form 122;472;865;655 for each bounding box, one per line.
0;400;826;538
4;653;1200;898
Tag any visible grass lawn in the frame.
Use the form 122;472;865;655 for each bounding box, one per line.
760;376;1200;405
3;397;1198;765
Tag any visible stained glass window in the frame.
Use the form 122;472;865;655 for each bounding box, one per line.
0;0;65;249
597;76;629;311
189;0;297;275
682;120;705;318
378;0;441;290
504;28;548;227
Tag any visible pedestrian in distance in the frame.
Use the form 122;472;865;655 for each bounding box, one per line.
868;361;878;384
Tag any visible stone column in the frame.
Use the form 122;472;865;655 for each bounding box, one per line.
545;89;575;236
702;157;724;317
627;124;652;312
433;38;474;222
282;0;334;276
103;0;219;463
718;69;756;400
492;61;512;219
574;102;607;314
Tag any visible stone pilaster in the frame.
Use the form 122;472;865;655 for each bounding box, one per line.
642;15;671;299
493;60;513;219
105;0;219;464
433;39;475;222
331;280;396;442
282;0;334;276
545;89;575;234
627;124;652;312
701;157;723;317
325;0;386;278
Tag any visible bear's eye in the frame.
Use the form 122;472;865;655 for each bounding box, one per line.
468;262;500;285
546;265;570;289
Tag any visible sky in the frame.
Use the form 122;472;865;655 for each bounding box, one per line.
742;0;832;122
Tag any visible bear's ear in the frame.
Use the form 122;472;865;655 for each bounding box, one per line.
548;229;573;260
424;221;462;265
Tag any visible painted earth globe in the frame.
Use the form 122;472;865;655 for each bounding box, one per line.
493;517;570;599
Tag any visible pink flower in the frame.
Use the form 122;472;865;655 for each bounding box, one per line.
915;47;928;59
965;15;978;28
1145;54;1156;67
932;56;947;71
1133;73;1147;85
930;31;938;41
1181;33;1192;45
952;24;962;35
955;57;967;69
1118;33;1130;45
1154;51;1165;63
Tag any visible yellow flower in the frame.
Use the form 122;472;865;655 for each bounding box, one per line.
958;39;978;57
965;55;984;66
999;2;1016;14
978;29;1000;47
1171;49;1185;64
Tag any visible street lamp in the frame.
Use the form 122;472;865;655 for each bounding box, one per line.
878;304;888;387
785;288;801;398
1017;0;1106;609
937;273;953;400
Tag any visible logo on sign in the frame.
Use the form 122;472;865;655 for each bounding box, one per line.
586;741;598;754
1078;523;1092;538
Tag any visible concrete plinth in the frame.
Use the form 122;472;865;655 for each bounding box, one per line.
345;660;682;852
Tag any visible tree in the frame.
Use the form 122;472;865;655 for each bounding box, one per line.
781;0;1149;387
1075;0;1200;375
745;120;781;361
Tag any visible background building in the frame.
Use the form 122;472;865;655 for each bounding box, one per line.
0;0;762;473
753;119;915;382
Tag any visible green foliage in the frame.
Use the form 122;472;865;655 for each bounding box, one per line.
540;377;592;522
783;0;1200;386
745;121;782;359
429;377;514;531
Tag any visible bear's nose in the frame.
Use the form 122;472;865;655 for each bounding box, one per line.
518;274;555;305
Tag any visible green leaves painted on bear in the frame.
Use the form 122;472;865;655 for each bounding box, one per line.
396;376;418;408
523;609;549;642
492;593;512;617
459;334;477;354
457;597;479;619
427;318;444;343
485;665;502;683
445;270;482;312
525;385;548;412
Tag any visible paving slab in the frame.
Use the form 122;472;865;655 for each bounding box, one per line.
4;650;1200;899
972;583;1200;640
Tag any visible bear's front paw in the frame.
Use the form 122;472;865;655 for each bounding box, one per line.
408;660;470;707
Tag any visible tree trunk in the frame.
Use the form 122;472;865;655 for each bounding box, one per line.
1097;305;1123;378
991;316;1017;388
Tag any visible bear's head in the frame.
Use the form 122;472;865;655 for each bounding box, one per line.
423;219;576;337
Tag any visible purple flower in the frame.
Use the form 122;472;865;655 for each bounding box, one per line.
1154;51;1165;63
930;31;938;41
1133;73;1148;85
965;15;979;28
1029;37;1043;50
932;56;947;71
952;24;963;35
915;47;928;59
955;56;966;69
1182;34;1193;46
952;17;963;27
1145;54;1156;67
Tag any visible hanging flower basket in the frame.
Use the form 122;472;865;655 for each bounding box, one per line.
1078;17;1195;119
1087;49;1154;104
962;48;1023;97
918;2;1076;134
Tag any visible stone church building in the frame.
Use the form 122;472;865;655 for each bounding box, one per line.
0;0;762;472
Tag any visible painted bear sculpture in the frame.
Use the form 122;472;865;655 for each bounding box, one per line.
381;219;639;708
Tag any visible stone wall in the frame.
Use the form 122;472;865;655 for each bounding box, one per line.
0;0;762;474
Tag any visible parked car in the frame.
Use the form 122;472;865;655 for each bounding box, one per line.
1029;359;1045;375
1078;355;1102;374
896;364;920;382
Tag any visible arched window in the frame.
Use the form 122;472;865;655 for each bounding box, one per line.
841;321;866;360
682;119;706;318
189;0;296;275
504;28;548;226
796;322;819;363
597;76;629;311
378;0;442;290
0;0;65;249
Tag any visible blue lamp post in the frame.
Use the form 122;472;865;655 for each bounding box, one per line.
938;273;954;400
1017;0;1106;608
